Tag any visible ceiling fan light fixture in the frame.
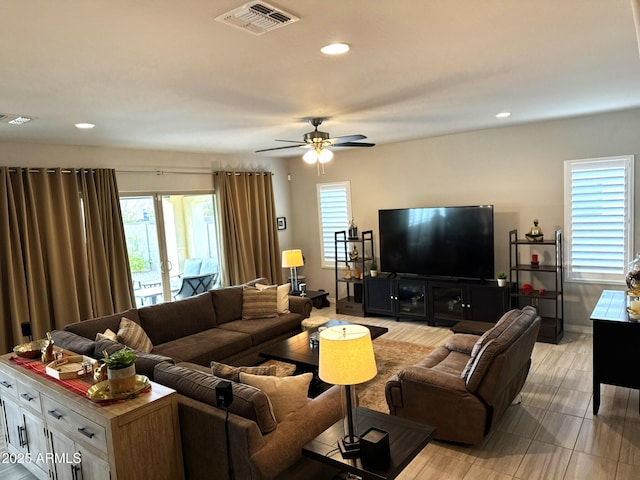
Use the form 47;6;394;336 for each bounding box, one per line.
320;43;350;55
303;149;318;164
318;148;333;163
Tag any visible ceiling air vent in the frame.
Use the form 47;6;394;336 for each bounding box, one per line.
215;2;299;36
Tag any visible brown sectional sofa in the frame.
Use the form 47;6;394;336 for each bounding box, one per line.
50;281;340;479
51;279;313;377
385;306;540;444
155;362;342;480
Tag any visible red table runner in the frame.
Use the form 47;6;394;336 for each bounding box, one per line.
8;355;139;406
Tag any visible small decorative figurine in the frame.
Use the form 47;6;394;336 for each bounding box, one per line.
354;266;362;279
41;332;55;363
348;219;358;239
344;264;352;279
349;245;359;261
525;219;544;242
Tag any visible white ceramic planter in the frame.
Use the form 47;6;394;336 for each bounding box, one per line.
107;364;136;395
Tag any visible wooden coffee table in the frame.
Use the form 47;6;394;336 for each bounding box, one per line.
259;320;388;371
302;406;435;480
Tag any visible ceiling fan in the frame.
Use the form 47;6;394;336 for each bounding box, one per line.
255;118;375;171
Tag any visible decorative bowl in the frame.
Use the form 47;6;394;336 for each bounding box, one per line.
13;339;48;359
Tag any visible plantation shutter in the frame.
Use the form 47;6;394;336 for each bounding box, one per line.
564;156;634;283
317;182;352;267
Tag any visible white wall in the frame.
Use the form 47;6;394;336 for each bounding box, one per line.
287;108;640;331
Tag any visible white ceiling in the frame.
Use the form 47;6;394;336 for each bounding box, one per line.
1;0;639;157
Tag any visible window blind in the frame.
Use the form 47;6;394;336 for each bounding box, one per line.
317;182;351;267
564;156;634;283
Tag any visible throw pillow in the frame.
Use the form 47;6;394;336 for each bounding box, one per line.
117;317;153;353
239;372;312;422
210;361;277;383
95;328;118;342
242;286;278;320
256;283;291;314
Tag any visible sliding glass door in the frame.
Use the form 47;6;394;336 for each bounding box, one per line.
120;193;220;306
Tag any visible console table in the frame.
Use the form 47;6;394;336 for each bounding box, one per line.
0;353;184;479
590;289;640;415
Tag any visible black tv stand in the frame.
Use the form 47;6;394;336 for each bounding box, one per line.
364;275;509;325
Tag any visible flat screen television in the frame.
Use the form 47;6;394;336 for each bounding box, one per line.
379;205;494;280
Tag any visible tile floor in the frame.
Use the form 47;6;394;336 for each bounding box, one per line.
393;329;640;480
2;310;639;479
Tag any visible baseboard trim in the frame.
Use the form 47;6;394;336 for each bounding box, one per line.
564;324;592;335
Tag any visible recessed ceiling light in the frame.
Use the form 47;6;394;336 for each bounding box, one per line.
8;116;32;125
320;43;350;55
496;112;511;118
75;123;95;129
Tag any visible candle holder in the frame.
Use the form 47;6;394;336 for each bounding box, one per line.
531;254;539;268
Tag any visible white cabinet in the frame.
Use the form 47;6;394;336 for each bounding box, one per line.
0;356;183;480
1;385;50;479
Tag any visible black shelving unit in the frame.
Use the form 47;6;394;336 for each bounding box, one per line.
509;229;563;343
335;230;374;317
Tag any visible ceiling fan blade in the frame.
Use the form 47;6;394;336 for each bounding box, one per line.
329;134;367;143
333;142;376;147
255;144;307;153
274;139;307;144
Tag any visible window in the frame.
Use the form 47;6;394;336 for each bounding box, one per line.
317;181;352;268
120;193;221;305
564;155;634;283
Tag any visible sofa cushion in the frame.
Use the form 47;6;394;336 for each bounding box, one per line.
461;307;534;379
211;286;243;324
217;312;302;346
463;306;538;392
138;292;216;345
93;337;173;377
51;330;96;356
154;362;277;434
117;318;153;353
150;328;252;366
95;328;118;342
242;286;278;320
65;308;140;341
211;361;276;383
240;372;312;422
256;283;291;314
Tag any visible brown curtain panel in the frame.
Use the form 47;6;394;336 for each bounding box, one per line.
216;171;282;285
0;167;133;353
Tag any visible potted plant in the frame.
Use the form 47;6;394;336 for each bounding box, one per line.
370;257;378;277
102;347;137;394
497;272;508;287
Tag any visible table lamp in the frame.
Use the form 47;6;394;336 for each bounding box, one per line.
319;324;377;457
282;249;304;292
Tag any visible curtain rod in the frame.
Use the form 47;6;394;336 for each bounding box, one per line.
5;168;98;174
119;170;273;176
5;168;274;176
214;172;273;176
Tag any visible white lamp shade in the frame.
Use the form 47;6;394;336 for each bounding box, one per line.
319;324;377;385
303;149;318;164
318;148;333;163
282;249;304;268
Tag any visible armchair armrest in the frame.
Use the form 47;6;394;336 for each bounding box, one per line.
445;333;481;355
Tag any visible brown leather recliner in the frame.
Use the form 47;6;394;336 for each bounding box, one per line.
385;306;541;444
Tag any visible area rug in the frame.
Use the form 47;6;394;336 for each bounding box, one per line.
357;338;435;413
